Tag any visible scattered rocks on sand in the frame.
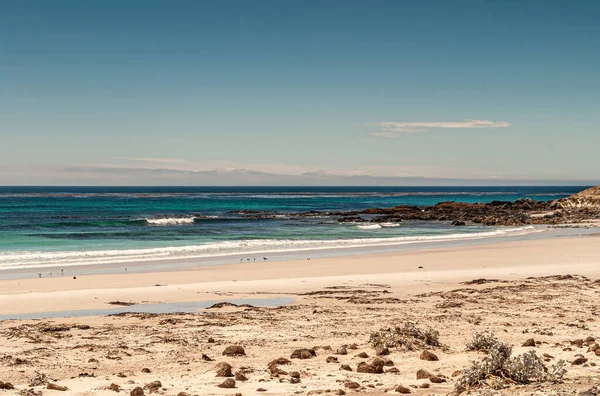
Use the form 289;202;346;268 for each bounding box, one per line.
291;348;316;359
522;338;537;347
223;345;246;356
419;350;439;361
217;379;236;388
215;362;233;377
395;385;411;394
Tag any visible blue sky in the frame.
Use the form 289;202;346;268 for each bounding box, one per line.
1;0;599;184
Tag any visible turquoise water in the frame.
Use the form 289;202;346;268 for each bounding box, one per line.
0;186;585;270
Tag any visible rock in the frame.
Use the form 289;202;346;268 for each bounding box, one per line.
290;377;301;384
345;381;360;390
217;379;236;388
208;337;215;343
375;345;390;356
256;388;267;392
395;385;411;394
340;364;352;372
585;336;596;343
289;371;300;378
235;371;248;381
88;358;99;363
430;376;446;383
355;352;369;358
386;367;400;374
268;357;292;367
420;383;430;389
130;387;144;396
290;348;316;359
336;346;348;355
143;381;161;392
141;368;151;373
326;356;339;363
451;220;466;226
356;361;383;374
117;373;127;378
573;357;588;365
108;384;121;392
47;383;68;392
202;353;213;361
451;370;462;377
223;345;246;356
416;369;432;379
522;338;536;347
177;393;192;396
215;362;233;377
0;382;15;390
419;350;438;361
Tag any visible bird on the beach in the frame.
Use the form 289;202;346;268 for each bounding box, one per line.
263;257;267;261
38;273;42;278
49;272;52;277
253;258;256;261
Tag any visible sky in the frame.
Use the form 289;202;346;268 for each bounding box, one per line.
1;0;599;185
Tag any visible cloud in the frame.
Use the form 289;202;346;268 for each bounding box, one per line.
370;119;510;137
127;157;190;164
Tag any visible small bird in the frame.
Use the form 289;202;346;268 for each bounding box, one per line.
263;257;267;261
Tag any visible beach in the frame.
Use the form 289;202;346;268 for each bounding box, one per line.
2;234;600;395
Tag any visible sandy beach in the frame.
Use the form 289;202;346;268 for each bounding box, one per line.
1;234;600;395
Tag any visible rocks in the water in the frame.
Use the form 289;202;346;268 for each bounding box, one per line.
326;356;339;363
130;387;144;396
340;364;352;372
395;385;411;394
217;379;236;388
223;345;246;356
215;362;233;377
522;338;536;347
291;348;316;359
419;350;439;361
234;371;248;381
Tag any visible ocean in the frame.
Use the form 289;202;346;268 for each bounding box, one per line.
0;186;587;272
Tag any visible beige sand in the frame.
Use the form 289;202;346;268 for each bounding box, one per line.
1;235;600;395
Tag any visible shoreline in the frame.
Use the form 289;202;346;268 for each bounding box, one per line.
1;233;600;316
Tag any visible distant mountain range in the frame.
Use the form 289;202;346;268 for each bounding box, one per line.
1;165;597;186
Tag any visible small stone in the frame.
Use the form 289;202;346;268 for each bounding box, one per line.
290;377;300;384
340;364;352;372
208;337;215;343
256;388;267;392
215;362;233;377
223;345;246;356
345;381;360;389
130;387;144;396
141;368;151;373
326;356;339;363
355;352;369;358
430;376;446;383
88;358;99;363
420;383;430;389
395;385;411;394
336;346;348;355
290;348;316;359
217;379;236;388
0;382;15;390
451;370;462;377
386;367;400;374
356;361;383;374
419;350;438;361
522;338;536;347
143;381;161;391
416;369;432;380
108;384;121;392
235;371;248;381
202;353;213;361
375;345;390;356
572;357;588;365
289;372;300;378
177;393;191;396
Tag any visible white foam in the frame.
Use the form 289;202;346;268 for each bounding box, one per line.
0;226;543;270
357;224;382;229
380;222;401;227
145;217;196;225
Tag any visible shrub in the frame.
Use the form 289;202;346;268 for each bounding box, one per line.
369;322;440;351
466;331;501;353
